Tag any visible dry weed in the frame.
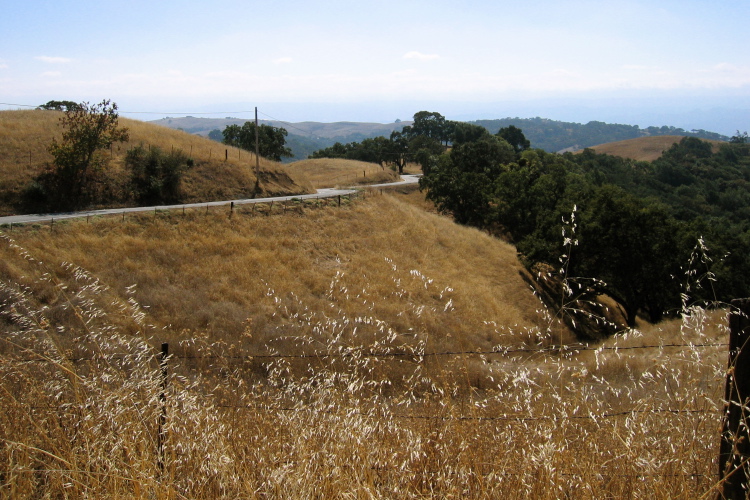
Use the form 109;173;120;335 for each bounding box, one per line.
0;194;730;498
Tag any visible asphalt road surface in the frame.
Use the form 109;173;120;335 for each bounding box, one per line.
0;174;421;225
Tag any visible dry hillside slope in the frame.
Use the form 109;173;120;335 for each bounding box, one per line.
0;193;564;359
286;158;400;188
0;109;314;216
0;190;728;498
582;135;724;161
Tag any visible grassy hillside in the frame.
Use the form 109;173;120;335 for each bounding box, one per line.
0;193;554;352
583;135;725;161
0;110;314;216
286;158;400;188
0;192;728;497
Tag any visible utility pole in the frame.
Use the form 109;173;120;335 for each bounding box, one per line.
255;107;260;177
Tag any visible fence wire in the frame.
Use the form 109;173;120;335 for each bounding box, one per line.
6;341;729;365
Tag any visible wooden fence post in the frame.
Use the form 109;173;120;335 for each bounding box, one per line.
719;298;750;499
157;342;169;474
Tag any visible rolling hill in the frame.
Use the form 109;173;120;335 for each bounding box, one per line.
150;116;411;162
152;115;729;162
578;135;725;161
0;110;315;216
472;117;728;153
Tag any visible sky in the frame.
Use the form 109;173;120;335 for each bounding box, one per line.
1;0;748;133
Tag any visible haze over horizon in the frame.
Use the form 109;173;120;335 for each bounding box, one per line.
2;0;748;135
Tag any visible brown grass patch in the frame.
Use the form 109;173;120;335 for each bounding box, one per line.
286;158;399;188
582;135;724;161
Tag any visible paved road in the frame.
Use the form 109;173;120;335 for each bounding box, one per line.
0;174;421;225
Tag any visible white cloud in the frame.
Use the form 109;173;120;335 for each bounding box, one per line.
273;57;293;65
713;62;740;72
403;51;439;61
0;64;8;70
35;56;72;64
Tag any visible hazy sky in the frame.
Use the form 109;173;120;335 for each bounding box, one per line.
1;0;748;129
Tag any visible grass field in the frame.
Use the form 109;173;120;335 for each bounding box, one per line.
0;190;731;498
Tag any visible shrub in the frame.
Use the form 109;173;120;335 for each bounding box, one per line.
126;145;192;205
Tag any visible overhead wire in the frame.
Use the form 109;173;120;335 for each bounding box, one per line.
1;101;322;139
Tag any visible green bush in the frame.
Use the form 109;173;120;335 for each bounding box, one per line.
126;145;192;205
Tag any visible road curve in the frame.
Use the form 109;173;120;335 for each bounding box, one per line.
0;174;421;225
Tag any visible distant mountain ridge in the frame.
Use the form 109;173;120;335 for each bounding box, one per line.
470;117;729;153
150;116;729;162
150;116;411;162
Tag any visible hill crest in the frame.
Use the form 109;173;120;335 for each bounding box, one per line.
151;115;728;162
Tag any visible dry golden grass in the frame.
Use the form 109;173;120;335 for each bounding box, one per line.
583;135;724;161
0;192;731;498
0;192;547;352
0;110;314;215
286;158;400;188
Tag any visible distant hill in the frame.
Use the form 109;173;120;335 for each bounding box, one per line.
470;117;728;153
582;135;725;162
150;117;410;163
150;115;730;162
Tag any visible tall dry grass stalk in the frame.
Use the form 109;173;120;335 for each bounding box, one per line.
0;193;729;498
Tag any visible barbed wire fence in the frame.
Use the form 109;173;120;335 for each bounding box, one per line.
0;236;743;494
1;334;730;482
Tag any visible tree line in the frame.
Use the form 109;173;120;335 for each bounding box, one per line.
308;111;529;175
470;117;729;152
419;118;749;332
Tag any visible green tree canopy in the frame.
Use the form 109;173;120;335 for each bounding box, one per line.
30;100;129;211
497;125;531;153
420;136;514;225
574;186;683;326
450;122;491;145
37;100;82;112
222;122;293;162
410;111;449;145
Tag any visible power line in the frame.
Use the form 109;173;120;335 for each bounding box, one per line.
258;110;316;136
0;102;37;108
0;101;316;137
0;101;256;118
124;110;257;116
